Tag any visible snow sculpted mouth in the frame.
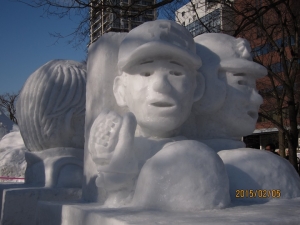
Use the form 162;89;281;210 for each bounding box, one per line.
247;111;257;119
151;102;174;107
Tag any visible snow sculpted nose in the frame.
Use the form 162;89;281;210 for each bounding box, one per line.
152;73;172;94
250;89;263;106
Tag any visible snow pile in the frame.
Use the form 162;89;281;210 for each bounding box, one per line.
0;131;27;181
132;140;230;211
218;148;300;202
0;131;27;152
0;109;15;140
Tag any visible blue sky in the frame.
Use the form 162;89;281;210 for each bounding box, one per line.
0;0;87;94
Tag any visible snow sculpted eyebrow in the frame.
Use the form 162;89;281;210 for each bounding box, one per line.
233;73;246;76
140;60;154;65
170;61;183;67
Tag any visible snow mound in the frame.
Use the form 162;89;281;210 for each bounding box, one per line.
0;109;15;140
0;131;28;181
218;148;300;202
132;140;230;211
0;131;27;152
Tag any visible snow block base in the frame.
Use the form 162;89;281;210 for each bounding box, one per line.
0;187;81;225
37;198;300;225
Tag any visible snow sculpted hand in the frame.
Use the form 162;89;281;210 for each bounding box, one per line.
89;111;138;191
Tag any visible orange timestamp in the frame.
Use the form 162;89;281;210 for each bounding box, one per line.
235;189;281;198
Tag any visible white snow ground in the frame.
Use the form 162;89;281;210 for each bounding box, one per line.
40;197;300;225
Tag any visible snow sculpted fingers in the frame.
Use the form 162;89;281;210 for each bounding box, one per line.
88;110;122;168
89;111;138;191
107;112;138;174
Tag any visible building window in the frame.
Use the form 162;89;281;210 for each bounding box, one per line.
185;9;221;37
252;36;296;57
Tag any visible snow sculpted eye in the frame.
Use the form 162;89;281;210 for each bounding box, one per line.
140;72;152;77
170;71;183;76
238;80;248;85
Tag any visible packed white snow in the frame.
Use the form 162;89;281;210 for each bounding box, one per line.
0;131;27;182
0;109;17;140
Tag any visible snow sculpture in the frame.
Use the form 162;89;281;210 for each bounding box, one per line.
86;20;230;211
17;60;86;152
16;60;86;187
184;33;300;201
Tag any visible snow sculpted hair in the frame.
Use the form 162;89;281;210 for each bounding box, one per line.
17;60;87;151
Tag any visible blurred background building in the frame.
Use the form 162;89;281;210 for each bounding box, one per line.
90;0;157;44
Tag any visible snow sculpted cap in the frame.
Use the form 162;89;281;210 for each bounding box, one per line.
194;33;267;78
118;20;202;71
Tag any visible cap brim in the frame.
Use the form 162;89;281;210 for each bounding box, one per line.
118;41;202;71
220;59;267;78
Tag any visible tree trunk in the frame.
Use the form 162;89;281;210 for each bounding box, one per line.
278;130;286;158
287;101;299;173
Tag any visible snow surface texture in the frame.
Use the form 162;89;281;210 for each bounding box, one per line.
16;59;86;152
0;131;27;181
219;148;300;201
84;32;128;203
84;20;229;212
132;140;230;211
0;131;26;153
37;198;300;225
25;147;83;187
0;109;16;140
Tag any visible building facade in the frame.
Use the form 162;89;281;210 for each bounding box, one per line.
175;0;234;37
90;0;157;44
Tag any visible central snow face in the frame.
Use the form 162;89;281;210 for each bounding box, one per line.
85;20;230;210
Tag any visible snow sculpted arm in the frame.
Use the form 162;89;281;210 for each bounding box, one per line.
88;111;138;192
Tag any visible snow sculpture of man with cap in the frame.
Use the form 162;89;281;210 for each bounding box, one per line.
88;20;230;211
183;33;300;201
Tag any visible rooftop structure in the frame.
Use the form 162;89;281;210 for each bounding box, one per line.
90;0;157;44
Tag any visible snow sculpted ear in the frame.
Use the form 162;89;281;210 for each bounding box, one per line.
113;76;127;107
193;71;205;102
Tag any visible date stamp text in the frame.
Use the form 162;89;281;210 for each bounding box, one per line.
235;189;281;198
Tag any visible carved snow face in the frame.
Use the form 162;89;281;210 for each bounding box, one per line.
217;71;263;137
114;59;203;138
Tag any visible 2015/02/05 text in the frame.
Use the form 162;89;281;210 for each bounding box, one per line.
235;189;281;198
